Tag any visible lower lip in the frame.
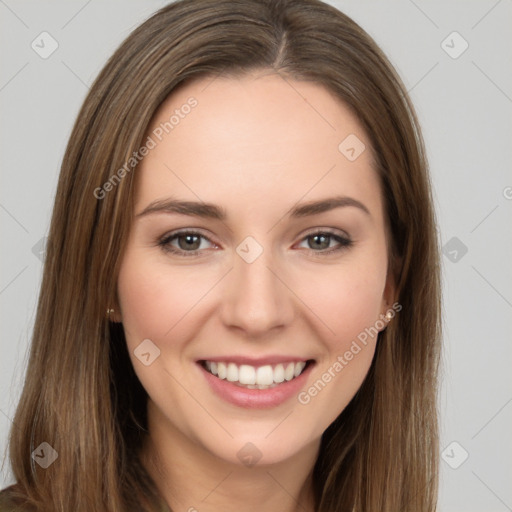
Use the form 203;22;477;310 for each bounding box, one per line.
198;361;314;409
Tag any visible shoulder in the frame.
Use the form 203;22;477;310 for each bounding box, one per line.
0;485;30;511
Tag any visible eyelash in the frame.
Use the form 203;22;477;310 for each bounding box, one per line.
157;229;353;257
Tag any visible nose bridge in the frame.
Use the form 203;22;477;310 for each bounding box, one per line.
220;238;293;334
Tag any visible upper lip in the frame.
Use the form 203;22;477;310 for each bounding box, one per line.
197;356;313;366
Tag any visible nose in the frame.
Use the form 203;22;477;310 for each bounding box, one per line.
219;245;295;338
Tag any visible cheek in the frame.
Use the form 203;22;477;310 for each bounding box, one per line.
293;266;385;429
293;256;387;351
117;246;220;341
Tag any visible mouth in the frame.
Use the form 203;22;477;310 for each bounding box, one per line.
198;359;315;389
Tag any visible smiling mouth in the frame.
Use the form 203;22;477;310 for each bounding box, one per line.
199;360;314;389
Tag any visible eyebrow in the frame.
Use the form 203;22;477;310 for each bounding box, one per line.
135;195;370;220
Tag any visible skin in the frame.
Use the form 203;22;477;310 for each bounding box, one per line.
115;69;395;512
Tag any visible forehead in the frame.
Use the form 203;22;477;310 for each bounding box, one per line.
135;71;382;222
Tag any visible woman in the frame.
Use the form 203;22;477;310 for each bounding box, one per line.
0;0;441;510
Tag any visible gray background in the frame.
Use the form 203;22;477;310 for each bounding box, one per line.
1;1;511;510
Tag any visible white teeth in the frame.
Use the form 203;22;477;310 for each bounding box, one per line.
239;365;256;385
217;362;227;379
256;365;274;386
203;360;309;387
284;362;295;381
226;363;238;382
273;364;285;383
294;361;306;377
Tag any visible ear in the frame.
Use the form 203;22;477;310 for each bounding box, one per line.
111;310;123;323
378;266;399;330
107;293;123;323
381;268;397;312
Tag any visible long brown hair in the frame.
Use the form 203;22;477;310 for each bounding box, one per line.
2;0;441;510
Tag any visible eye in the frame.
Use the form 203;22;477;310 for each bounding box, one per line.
157;229;353;257
297;230;353;254
158;230;216;256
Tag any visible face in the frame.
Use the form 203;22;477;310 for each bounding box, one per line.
116;70;395;467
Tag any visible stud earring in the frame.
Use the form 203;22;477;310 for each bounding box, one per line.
106;308;115;321
384;311;393;322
